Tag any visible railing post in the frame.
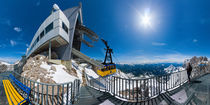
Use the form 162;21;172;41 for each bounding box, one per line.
37;82;40;104
46;85;48;105
33;81;36;102
125;79;127;99
172;73;174;88
166;75;168;91
119;77;121;97
133;80;134;100
114;77;115;96
52;85;54;105
41;84;44;105
66;84;69;105
136;80;138;102
180;71;181;86
99;77;100;91
160;76;163;92
105;77;107;92
62;84;64;105
158;76;160;94
122;78;124;98
116;77;118;96
129;79;130;100
110;76;112;92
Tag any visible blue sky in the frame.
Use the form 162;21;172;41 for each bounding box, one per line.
0;0;210;64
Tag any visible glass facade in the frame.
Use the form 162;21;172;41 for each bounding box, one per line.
45;22;53;34
28;21;68;55
40;31;44;39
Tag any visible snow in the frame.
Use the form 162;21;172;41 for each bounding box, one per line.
112;69;131;79
85;67;99;78
40;62;78;83
164;64;185;73
99;100;114;105
0;61;10;65
72;60;99;79
14;60;20;65
171;89;187;103
159;100;168;105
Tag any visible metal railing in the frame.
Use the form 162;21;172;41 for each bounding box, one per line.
1;71;80;105
85;69;209;102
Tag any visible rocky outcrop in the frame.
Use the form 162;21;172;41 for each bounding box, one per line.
0;64;8;73
22;54;78;84
184;56;209;77
184;56;208;67
40;51;58;59
0;61;13;73
21;55;56;84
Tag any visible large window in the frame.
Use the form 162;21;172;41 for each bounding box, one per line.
36;37;39;43
40;30;45;39
62;22;68;34
45;22;53;34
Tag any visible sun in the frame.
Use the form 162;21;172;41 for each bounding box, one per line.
141;14;151;27
140;9;153;28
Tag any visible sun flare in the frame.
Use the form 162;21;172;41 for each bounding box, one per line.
140;9;153;28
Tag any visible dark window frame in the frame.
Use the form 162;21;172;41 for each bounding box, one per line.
45;22;53;34
40;30;45;39
62;22;68;34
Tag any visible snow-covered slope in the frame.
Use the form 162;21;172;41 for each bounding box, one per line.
40;62;78;83
164;64;185;73
0;61;10;65
72;60;99;79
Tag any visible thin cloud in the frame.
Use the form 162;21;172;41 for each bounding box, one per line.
26;44;29;47
14;27;22;32
16;52;26;55
118;54;191;64
193;39;198;43
36;1;40;6
0;18;11;26
152;42;166;46
0;57;20;64
10;40;17;46
0;44;6;48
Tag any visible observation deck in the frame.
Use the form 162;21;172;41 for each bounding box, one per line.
1;69;209;105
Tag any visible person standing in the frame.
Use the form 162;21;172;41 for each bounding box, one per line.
186;63;192;82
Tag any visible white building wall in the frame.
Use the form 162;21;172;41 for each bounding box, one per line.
26;9;70;57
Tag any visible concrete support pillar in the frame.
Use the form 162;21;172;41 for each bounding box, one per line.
49;40;51;59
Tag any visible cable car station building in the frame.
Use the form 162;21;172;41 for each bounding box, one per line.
26;3;99;69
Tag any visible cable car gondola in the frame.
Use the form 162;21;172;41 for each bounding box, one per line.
97;39;116;77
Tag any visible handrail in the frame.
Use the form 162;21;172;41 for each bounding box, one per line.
85;68;209;102
1;71;81;105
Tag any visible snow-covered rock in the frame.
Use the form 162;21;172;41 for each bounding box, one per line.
164;64;185;73
114;69;134;79
0;61;13;73
21;55;78;84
